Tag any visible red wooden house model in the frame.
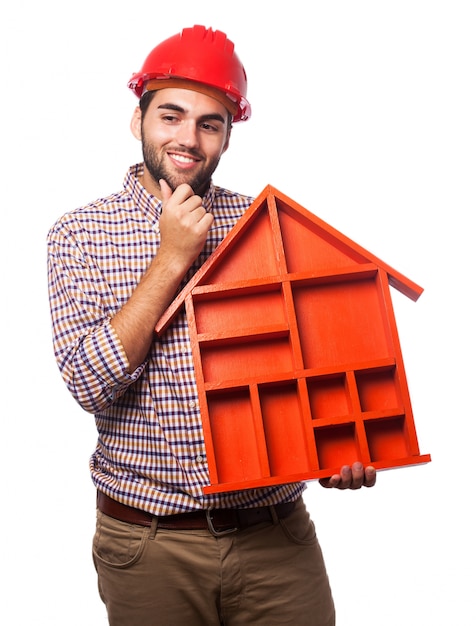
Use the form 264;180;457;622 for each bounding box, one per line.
155;185;431;494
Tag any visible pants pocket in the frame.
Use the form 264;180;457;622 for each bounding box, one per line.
92;510;149;569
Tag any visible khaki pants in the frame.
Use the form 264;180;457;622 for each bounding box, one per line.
92;497;335;625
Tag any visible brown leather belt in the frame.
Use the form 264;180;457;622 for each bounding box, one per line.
97;491;296;535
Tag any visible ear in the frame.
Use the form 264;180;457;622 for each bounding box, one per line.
130;106;142;141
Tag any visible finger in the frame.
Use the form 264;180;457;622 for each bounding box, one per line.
195;208;214;228
160;181;199;209
349;461;365;489
159;178;173;203
319;473;341;489
320;463;377;490
319;465;353;489
364;465;377;488
339;464;353;489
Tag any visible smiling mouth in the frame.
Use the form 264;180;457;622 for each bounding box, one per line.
168;152;199;165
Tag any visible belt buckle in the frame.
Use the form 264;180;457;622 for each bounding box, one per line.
206;508;238;537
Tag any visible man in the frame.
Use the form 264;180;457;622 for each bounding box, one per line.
47;25;376;626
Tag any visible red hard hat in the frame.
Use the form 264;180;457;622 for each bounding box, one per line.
128;25;251;123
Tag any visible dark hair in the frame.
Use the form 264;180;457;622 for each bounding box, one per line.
139;90;156;116
139;90;233;129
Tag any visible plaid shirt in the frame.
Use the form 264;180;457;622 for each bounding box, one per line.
47;163;305;515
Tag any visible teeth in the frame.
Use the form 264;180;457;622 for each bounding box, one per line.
172;153;195;163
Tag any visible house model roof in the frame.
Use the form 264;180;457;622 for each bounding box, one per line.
155;185;430;494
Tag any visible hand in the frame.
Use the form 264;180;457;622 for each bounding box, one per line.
319;461;377;490
158;179;214;270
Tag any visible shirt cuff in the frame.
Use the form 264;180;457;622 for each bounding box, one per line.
83;322;146;399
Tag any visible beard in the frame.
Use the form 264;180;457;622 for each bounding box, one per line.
142;136;221;196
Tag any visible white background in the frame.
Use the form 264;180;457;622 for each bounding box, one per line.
2;1;475;624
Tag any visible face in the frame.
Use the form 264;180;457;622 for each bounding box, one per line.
131;88;231;197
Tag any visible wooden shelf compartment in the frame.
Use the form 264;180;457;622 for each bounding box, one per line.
153;185;430;493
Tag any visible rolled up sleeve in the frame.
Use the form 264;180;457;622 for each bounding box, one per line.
47;218;146;414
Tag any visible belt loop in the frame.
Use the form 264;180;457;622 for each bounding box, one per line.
148;516;159;539
269;504;279;525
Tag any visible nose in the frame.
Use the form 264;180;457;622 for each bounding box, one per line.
175;120;199;149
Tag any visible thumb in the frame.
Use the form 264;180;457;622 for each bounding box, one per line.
159;178;173;203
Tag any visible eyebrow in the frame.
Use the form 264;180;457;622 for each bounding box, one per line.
157;103;226;125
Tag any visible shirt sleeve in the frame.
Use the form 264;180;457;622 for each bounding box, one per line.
47;218;146;414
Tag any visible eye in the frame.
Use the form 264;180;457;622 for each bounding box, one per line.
200;121;220;132
160;113;180;124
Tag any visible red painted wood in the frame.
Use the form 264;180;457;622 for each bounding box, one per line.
155;186;430;493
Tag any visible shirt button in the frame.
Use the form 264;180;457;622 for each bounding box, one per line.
189;400;196;408
196;455;204;463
